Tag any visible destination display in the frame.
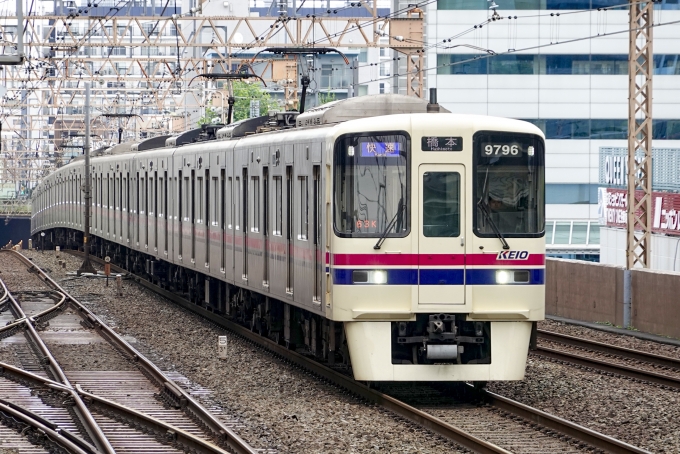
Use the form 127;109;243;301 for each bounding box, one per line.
360;142;400;157
421;136;463;152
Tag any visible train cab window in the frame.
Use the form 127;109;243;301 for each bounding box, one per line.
474;131;545;237
423;172;460;237
333;132;409;237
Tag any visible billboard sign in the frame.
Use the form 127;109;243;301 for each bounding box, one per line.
599;187;680;236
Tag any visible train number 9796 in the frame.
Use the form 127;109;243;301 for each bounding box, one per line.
483;144;520;156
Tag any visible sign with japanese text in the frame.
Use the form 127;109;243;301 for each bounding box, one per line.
421;136;463;152
360;142;400;157
598;187;680;236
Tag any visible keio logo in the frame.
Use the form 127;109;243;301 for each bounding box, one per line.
497;250;530;260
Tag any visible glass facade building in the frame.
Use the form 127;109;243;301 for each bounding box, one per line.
427;1;680;259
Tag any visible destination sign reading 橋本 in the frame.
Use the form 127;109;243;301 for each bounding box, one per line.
360;142;401;157
421;136;463;152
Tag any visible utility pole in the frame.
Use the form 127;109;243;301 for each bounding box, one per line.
626;0;654;270
624;0;654;329
78;83;96;275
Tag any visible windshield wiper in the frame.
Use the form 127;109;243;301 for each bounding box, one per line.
477;199;510;250
374;202;405;250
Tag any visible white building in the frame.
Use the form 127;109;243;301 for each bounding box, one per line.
425;0;680;260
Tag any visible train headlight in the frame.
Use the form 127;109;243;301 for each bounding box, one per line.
496;270;512;284
496;270;531;284
352;270;388;284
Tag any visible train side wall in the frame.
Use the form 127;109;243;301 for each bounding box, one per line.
546;258;680;340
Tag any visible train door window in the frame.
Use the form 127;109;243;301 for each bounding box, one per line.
298;176;308;240
252;176;260;233
205;169;210;266
227;177;233;229
197;175;204;224
263;167;269;286
234;177;240;230
183;175;190;222
313;166;321;302
422;172;460;237
286;166;294;294
212;176;219;227
273;176;282;236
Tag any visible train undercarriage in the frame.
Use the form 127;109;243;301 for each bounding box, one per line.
38;227;351;369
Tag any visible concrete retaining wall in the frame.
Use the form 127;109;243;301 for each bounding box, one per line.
546;258;624;327
546;258;680;339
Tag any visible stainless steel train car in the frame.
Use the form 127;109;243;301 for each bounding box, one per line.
31;94;546;382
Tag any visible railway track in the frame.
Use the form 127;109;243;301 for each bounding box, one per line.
535;329;680;390
59;249;652;454
0;250;256;454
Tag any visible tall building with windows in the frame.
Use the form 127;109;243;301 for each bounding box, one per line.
426;0;680;260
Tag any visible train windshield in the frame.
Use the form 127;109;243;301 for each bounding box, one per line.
333;132;410;238
474;131;545;238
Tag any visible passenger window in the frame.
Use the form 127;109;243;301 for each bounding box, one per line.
422;172;460;237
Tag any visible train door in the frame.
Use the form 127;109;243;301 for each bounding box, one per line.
164;171;168;255
242;167;248;280
220;169;226;274
286;165;294;294
154;171;158;252
313;165;321;303
262;166;269;287
418;165;465;305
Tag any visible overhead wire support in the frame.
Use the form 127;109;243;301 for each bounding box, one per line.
627;0;654;269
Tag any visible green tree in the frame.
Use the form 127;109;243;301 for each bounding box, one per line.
318;91;336;105
232;81;280;122
197;105;219;126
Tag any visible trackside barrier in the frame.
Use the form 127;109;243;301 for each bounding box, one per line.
546;258;680;340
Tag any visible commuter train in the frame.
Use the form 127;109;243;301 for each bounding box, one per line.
31;94;546;382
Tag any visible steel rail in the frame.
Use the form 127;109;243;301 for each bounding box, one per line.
7;250;257;454
0;273;117;454
64;250;650;454
0;399;98;454
538;329;680;370
477;388;652;454
533;346;680;390
76;385;232;454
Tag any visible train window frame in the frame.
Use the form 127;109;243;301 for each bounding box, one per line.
332;130;411;239
472;130;546;239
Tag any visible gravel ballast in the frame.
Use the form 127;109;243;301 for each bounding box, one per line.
19;251;466;454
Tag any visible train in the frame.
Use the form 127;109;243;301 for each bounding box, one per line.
31;93;546;382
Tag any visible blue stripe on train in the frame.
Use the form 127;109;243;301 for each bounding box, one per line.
332;268;544;285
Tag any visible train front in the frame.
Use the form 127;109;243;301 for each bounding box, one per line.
328;114;545;382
